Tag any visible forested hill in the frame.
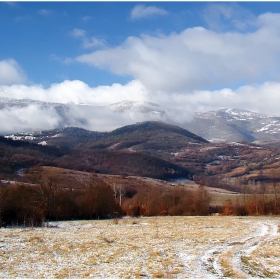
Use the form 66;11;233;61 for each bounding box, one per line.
83;121;208;151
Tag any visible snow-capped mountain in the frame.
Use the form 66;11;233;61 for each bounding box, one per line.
0;97;64;109
109;100;163;113
186;108;280;142
2;96;280;143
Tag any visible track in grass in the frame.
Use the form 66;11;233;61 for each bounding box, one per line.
196;221;279;278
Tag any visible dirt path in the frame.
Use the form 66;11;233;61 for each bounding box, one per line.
196;221;279;278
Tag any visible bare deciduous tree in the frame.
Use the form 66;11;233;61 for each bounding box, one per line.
112;183;126;207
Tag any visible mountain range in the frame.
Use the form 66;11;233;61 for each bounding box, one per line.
2;97;280;143
110;101;280;143
2;97;280;216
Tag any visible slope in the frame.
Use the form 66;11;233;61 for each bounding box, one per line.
84;121;208;153
184;108;280;142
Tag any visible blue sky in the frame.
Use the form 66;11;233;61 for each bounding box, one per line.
2;1;280;88
1;1;230;87
2;1;280;133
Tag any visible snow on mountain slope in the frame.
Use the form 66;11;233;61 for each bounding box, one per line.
109;100;161;112
1;96;280;142
197;108;273;121
0;97;169;135
188;108;280;142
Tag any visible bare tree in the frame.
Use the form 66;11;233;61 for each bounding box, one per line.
112;183;126;207
118;185;126;207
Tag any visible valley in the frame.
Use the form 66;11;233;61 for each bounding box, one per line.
1;119;280;228
1;103;280;230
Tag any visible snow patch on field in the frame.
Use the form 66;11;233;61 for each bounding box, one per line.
0;216;279;278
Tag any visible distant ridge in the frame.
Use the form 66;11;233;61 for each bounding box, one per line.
184;108;280;142
2;96;280;142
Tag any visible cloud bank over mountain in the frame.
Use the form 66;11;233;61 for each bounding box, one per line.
1;4;280;134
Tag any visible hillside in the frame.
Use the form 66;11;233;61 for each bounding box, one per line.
184;108;280;142
2;121;280;198
5;127;105;149
0;122;198;180
0;136;69;178
56;149;193;180
83;121;208;156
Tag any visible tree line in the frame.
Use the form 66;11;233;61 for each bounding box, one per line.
0;169;120;227
1;166;280;228
0;166;211;227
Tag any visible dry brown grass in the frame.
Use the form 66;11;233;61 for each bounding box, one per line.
0;216;279;278
247;237;280;276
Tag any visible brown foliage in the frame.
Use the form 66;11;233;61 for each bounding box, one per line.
222;200;235;215
121;185;211;217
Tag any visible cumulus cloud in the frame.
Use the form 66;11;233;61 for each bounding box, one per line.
0;79;147;105
130;4;168;20
76;12;280;94
0;59;27;85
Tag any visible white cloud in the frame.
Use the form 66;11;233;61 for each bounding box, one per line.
70;28;86;38
2;78;280;134
0;104;61;134
0;79;147;105
70;28;106;49
76;12;280;94
155;81;280;118
0;80;150;134
0;59;27;85
130;4;168;20
202;3;257;31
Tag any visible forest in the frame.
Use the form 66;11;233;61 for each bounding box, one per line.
0;166;209;227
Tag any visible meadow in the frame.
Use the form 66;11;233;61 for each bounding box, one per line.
0;216;280;278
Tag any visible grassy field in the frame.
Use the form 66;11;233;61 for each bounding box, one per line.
0;216;280;278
